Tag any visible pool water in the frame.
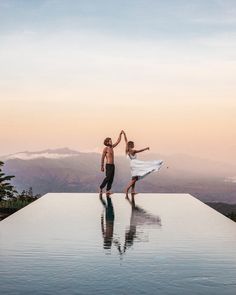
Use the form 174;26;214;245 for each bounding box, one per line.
1;193;236;294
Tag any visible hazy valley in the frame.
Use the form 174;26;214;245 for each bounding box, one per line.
1;148;236;203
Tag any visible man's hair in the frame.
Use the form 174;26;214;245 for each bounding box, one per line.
104;137;112;146
127;141;134;148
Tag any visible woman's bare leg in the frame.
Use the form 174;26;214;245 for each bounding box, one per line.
125;179;136;197
131;180;137;194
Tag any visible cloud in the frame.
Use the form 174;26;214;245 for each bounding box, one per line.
1;29;236;105
6;152;76;160
225;176;236;183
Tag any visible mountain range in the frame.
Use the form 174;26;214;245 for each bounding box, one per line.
1;148;236;203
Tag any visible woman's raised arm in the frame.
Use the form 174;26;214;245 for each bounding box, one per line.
123;132;129;154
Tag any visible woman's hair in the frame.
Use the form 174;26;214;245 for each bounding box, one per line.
104;137;111;146
127;141;134;149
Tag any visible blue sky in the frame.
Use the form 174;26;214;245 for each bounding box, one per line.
0;0;236;162
1;0;236;38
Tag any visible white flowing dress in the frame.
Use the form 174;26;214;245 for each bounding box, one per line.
127;153;163;180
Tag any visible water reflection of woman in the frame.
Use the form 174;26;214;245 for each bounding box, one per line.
100;194;114;250
114;193;161;255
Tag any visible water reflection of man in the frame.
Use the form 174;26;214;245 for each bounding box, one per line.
100;194;114;250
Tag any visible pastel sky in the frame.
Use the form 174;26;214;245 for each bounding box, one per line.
0;0;236;163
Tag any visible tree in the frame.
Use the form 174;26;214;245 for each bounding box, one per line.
227;212;236;222
0;161;17;201
18;187;41;200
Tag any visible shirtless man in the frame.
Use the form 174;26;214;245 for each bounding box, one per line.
100;131;124;195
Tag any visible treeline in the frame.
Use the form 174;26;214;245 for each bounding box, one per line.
206;202;236;222
0;161;40;220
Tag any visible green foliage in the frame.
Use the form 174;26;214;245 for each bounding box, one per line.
0;161;17;201
0;199;31;210
0;187;41;216
206;202;236;223
0;162;41;220
18;187;41;201
226;212;236;222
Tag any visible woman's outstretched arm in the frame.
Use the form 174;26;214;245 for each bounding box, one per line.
134;147;150;154
123;131;129;154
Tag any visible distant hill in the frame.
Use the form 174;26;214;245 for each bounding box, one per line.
1;148;236;203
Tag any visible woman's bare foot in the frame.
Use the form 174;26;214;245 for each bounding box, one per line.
125;188;129;198
106;191;113;196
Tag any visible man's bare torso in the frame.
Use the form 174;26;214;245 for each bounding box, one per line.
105;146;114;164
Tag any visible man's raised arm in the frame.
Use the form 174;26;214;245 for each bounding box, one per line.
112;131;123;148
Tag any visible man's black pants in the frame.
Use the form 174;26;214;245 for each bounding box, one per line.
100;164;115;191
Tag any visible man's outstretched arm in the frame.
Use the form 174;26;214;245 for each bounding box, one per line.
112;131;123;148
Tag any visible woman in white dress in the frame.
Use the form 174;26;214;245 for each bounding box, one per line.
123;131;163;196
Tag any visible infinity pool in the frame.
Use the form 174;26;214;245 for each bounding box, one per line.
0;193;236;294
